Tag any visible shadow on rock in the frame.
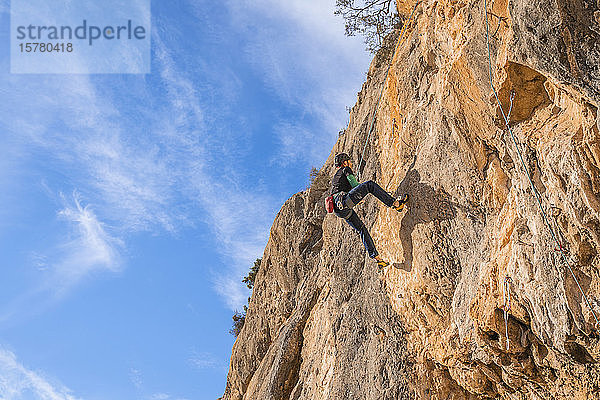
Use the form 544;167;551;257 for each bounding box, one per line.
392;166;457;271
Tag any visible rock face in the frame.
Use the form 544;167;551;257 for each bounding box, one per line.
222;0;600;398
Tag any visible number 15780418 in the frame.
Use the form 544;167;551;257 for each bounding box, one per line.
19;42;73;52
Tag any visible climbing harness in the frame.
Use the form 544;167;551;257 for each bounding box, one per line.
335;191;355;209
503;276;512;350
357;1;421;181
484;0;600;329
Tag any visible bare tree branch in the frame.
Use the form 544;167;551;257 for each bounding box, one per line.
335;0;402;54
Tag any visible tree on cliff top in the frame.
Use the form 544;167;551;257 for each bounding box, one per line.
242;257;261;290
230;258;262;337
229;305;248;337
335;0;402;54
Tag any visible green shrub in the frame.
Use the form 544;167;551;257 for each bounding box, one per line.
231;258;262;337
242;258;261;290
229;305;248;337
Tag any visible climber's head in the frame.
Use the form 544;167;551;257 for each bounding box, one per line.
335;153;352;168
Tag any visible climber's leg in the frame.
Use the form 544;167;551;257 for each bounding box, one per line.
346;180;395;208
345;210;378;259
345;181;409;212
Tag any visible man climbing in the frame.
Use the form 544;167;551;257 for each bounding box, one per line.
330;153;408;269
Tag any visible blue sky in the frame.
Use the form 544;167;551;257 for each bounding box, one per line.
0;0;371;399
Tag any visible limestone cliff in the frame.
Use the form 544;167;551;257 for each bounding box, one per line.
222;0;600;398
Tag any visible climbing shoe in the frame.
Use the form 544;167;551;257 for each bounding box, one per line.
393;193;409;212
376;259;390;270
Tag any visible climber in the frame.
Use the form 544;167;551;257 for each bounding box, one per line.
330;153;408;269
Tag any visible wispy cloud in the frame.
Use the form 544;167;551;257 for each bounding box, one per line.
213;274;250;312
148;393;189;400
188;351;222;370
194;0;372;308
82;136;185;233
226;0;370;134
0;193;122;324
54;192;122;287
151;31;275;310
0;0;369;315
129;368;143;390
140;0;370;309
0;347;80;400
271;121;335;167
2;36;273;312
128;367;191;400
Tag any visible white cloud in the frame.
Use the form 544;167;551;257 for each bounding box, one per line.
0;347;81;400
83;137;183;233
188;352;219;370
189;0;372;309
54;193;122;288
0;193;122;323
151;33;275;310
271;121;335;167
150;395;170;400
2;32;273;311
129;368;143;390
213;274;250;313
0;0;370;314
2;57;184;235
194;180;272;309
148;393;189;400
225;0;370;135
0;76;177;233
137;0;371;309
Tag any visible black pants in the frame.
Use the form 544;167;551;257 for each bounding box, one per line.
334;180;395;258
344;210;378;258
